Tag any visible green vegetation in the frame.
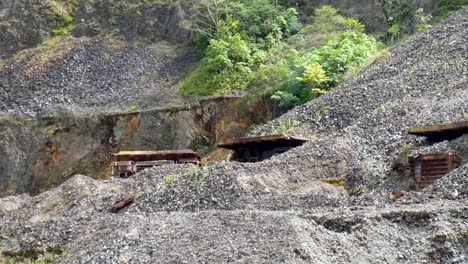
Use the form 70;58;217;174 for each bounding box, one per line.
0;247;65;264
379;0;416;42
128;105;138;112
134;191;145;199
399;144;411;154
190;136;212;155
292;5;347;49
415;8;433;31
439;0;468;19
273;119;297;134
164;174;177;184
380;0;467;42
180;3;381;111
49;0;78;36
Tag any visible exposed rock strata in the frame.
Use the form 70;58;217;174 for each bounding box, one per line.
0;96;276;196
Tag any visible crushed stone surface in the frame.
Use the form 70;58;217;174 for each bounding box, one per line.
0;38;196;117
0;7;468;264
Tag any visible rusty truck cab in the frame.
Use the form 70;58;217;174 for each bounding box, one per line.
112;161;136;178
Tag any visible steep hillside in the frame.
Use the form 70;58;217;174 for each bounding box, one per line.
0;37;195;117
0;7;467;264
0;0;195;117
257;5;467;193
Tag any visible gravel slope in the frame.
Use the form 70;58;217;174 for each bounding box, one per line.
0;37;196;117
255;6;468;193
0;7;467;264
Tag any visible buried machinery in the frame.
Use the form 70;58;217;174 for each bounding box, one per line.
111;150;201;178
218;134;310;162
407;120;467;188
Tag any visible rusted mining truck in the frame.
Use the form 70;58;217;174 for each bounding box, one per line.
111;150;201;178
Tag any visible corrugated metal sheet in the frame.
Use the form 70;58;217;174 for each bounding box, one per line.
217;134;309;149
113;149;200;162
409;152;461;188
409;121;468;140
113;150;198;156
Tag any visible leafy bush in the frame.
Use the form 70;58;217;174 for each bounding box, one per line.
305;19;380;86
181;3;382;110
180;22;254;95
292;5;347;49
272;18;380;109
415;8;433;31
50;0;78;36
297;62;329;89
180;0;301;96
439;0;468;19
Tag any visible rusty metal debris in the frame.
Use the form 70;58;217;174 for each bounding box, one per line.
388;191;405;200
409;121;468;141
111;194;135;213
409;152;461;189
111;150;200;177
217;134;310;162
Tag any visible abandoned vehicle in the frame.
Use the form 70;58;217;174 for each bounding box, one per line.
112;150;201;178
217;134;310;162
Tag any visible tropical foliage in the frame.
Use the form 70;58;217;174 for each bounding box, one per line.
180;3;382;110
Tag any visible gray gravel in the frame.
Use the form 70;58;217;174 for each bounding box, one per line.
0;7;467;264
0;37;196;117
255;6;468;194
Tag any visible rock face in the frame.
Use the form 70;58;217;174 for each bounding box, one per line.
73;0;192;43
1;0;447;59
0;0;192;58
0;0;78;57
0;96;276;196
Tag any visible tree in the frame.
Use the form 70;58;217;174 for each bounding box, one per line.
182;0;232;39
415;8;432;31
292;5;346;49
